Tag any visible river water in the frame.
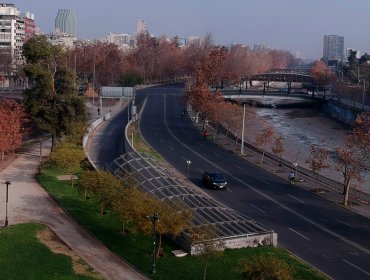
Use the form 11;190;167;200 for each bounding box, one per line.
256;107;370;193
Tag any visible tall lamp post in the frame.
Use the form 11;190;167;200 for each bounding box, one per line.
241;104;246;156
1;180;11;227
293;162;298;179
147;212;159;274
186;159;192;178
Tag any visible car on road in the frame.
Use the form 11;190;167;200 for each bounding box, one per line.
202;172;228;190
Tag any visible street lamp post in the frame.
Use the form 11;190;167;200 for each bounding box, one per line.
186;159;192;178
362;80;366;111
293;162;298;179
147;212;159;274
1;180;11;227
241;104;246;156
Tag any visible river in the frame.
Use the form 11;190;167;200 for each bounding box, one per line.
256;107;370;193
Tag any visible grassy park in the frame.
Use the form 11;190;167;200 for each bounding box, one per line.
30;164;328;280
0;223;101;280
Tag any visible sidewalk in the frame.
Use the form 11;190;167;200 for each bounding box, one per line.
189;111;370;220
0;135;148;279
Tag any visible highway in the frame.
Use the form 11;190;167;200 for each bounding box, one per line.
136;84;370;280
88;83;370;279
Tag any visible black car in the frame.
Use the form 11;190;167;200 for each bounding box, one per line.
202;172;228;190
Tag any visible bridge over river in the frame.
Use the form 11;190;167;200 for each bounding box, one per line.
222;90;323;108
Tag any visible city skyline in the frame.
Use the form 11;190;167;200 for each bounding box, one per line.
12;0;370;60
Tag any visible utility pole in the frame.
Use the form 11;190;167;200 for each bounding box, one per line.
1;180;11;227
147;213;159;274
362;80;366;111
241;104;246;156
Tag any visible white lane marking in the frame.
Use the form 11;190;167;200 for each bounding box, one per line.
342;259;370;276
159;138;164;143
235;165;242;169
198;168;204;173
289;228;310;241
181;156;187;161
337;219;354;228
249;203;266;214
259;179;270;185
169;146;175;151
226;188;232;193
162;95;370;255
288;194;305;204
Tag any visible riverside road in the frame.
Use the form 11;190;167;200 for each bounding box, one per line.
91;84;370;280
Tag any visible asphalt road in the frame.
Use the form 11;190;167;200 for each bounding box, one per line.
135;83;370;280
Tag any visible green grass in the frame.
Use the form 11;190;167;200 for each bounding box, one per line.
129;124;163;160
0;223;96;280
37;165;328;280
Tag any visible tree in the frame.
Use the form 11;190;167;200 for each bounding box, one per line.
271;135;285;167
305;142;329;176
111;187;150;235
64;121;88;147
49;142;85;187
134;197;193;257
351;113;370;157
254;122;275;164
0;100;26;160
335;113;370;206
22;35;87;150
335;145;366;206
189;225;225;280
311;60;335;98
236;255;294;280
79;170;122;214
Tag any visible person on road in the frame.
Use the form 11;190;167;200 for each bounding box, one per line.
203;130;208;139
288;171;295;183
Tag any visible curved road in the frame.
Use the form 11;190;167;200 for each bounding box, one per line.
135;84;370;280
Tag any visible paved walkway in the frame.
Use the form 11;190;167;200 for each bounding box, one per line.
0;133;148;279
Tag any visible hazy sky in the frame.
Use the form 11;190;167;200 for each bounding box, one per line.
13;0;370;60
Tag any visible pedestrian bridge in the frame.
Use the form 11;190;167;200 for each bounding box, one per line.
221;90;323;108
250;72;313;83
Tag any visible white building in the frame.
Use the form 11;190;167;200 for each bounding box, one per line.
106;32;133;48
47;31;75;48
136;19;148;35
0;3;25;68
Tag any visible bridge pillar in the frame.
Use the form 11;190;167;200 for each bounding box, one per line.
287;82;292;95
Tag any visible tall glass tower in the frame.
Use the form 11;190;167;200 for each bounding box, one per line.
323;35;344;64
55;9;76;37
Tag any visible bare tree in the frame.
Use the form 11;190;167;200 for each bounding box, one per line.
254;122;275;164
271;135;285;167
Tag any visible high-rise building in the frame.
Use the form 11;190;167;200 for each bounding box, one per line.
55;9;76;38
0;3;25;68
323;35;344;64
136;19;147;35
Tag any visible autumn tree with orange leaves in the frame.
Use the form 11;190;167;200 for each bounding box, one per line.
254;122;275;164
305;142;329;176
0;99;25;160
335;113;370;206
311;61;336;98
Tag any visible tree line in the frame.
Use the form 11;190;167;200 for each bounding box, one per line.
186;47;370;207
